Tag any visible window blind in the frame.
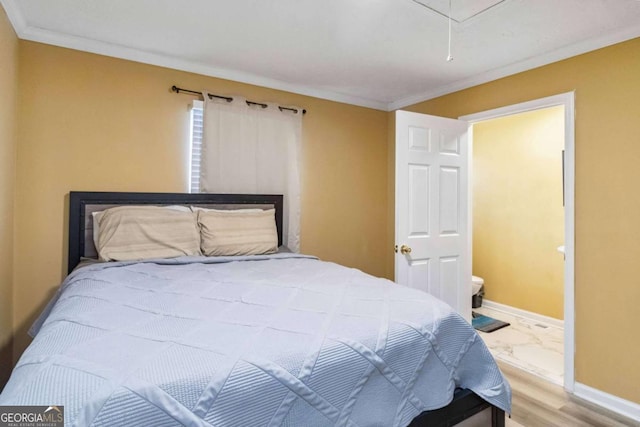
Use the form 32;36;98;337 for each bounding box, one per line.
190;100;204;193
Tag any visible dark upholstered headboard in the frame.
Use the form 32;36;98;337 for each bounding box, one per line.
68;191;284;274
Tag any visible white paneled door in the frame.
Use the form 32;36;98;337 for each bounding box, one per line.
395;110;471;321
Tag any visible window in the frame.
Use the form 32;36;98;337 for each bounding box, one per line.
189;100;204;193
194;96;302;251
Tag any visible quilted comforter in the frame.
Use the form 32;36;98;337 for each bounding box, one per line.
0;254;511;426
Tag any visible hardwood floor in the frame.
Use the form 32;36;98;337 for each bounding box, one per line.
499;362;640;427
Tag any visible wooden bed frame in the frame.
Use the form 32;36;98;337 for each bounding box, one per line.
67;191;505;427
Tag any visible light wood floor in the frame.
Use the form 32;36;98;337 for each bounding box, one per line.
500;362;640;427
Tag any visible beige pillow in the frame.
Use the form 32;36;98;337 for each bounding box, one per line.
198;209;278;256
97;206;201;261
92;205;191;249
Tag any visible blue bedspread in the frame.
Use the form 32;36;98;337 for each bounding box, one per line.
1;254;511;426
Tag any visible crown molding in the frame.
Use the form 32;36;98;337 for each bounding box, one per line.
0;0;387;111
3;0;640;113
22;26;388;111
387;23;640;111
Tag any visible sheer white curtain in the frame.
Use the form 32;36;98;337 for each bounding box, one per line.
200;94;302;252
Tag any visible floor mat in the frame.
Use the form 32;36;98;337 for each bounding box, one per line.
472;311;510;333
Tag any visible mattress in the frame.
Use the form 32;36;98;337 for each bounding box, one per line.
0;253;511;426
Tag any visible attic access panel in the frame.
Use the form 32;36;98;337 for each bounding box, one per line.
412;0;508;23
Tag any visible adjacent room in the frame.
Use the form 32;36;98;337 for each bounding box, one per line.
471;106;566;385
1;0;639;426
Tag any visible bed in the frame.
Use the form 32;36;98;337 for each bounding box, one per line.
0;191;510;426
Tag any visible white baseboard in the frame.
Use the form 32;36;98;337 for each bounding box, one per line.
574;382;640;422
481;299;564;329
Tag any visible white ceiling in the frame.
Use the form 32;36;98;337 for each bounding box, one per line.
3;0;640;111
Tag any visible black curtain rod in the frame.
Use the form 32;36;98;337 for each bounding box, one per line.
171;85;306;115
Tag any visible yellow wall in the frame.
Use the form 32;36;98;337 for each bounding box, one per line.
405;37;640;404
13;41;390;361
473;106;565;319
0;4;18;387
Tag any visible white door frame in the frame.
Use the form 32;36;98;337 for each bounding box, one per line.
460;92;576;392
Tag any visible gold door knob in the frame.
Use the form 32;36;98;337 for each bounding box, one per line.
400;245;412;255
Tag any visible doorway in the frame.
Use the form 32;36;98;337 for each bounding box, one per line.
460;92;575;391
